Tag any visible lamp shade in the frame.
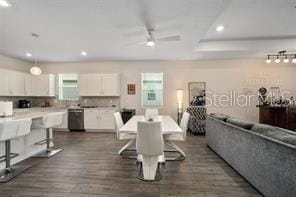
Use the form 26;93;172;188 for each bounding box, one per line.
30;66;42;75
176;89;184;110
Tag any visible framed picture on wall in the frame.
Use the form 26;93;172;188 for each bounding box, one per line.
188;82;206;106
127;84;136;95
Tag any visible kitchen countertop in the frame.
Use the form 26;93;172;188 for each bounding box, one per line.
0;111;65;122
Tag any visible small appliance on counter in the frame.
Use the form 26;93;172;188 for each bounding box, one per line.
0;101;13;117
18;99;31;108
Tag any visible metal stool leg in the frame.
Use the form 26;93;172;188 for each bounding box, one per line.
0;140;31;183
33;129;62;158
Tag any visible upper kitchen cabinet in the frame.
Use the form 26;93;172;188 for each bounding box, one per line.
78;73;120;96
31;74;56;97
0;69;25;96
101;74;120;96
78;74;101;96
0;69;9;96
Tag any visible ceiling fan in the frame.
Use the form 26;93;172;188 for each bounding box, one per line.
127;28;181;47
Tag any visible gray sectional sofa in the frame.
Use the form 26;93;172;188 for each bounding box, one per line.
206;113;296;197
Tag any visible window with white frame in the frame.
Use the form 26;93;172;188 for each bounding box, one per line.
58;74;79;100
142;72;163;108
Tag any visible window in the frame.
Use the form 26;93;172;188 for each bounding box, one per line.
142;73;163;108
58;74;79;100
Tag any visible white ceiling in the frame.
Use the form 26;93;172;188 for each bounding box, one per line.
0;0;296;62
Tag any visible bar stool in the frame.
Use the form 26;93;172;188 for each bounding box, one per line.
0;118;32;182
32;112;64;158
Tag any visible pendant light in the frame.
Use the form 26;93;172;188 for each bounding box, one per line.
266;50;296;64
30;33;42;76
274;56;280;63
266;55;271;63
283;55;289;63
293;55;296;64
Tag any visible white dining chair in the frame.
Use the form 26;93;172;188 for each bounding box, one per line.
164;111;190;160
137;121;163;181
113;112;136;157
145;109;159;116
0;118;32;182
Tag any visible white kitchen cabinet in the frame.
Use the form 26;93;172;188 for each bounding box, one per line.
78;74;89;96
31;74;56;97
84;109;115;131
78;73;120;96
88;74;101;96
101;74;120;96
84;109;100;130
24;74;33;96
7;71;25;96
0;69;9;96
98;110;116;130
0;69;55;97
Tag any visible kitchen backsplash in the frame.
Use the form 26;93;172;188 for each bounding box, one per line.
0;96;120;109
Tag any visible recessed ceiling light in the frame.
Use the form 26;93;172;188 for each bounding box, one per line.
26;53;32;57
0;0;11;7
216;25;224;32
81;51;87;56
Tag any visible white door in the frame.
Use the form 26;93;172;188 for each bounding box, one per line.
8;71;25;96
98;113;115;130
84;109;99;130
101;74;119;96
0;69;9;96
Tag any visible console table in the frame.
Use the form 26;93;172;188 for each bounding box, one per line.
258;105;296;132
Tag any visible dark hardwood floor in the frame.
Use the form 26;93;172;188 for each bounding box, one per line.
0;132;261;197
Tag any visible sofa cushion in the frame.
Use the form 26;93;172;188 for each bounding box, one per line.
226;118;255;130
251;124;278;135
281;136;296;146
251;123;294;142
210;113;230;122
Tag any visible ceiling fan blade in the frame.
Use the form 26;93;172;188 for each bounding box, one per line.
124;41;147;47
156;35;181;42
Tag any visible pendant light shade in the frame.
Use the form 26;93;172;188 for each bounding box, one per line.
30;66;42;75
29;33;42;76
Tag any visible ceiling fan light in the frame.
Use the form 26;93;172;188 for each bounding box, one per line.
275;56;280;63
30;66;42;76
0;0;11;7
26;53;32;57
216;25;224;32
292;58;296;64
146;40;155;47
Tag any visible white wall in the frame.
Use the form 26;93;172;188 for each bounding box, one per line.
41;59;296;122
0;54;31;72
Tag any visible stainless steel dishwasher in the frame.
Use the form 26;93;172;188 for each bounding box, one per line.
68;108;85;131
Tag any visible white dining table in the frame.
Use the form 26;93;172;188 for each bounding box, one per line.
119;115;183;135
118;115;185;162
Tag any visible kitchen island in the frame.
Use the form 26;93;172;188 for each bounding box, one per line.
0;111;65;170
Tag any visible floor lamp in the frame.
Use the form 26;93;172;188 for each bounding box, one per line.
177;89;184;125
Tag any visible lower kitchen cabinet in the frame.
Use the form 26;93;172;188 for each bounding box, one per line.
84;109;116;131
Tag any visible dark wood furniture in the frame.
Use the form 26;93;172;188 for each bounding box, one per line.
258;105;296;132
